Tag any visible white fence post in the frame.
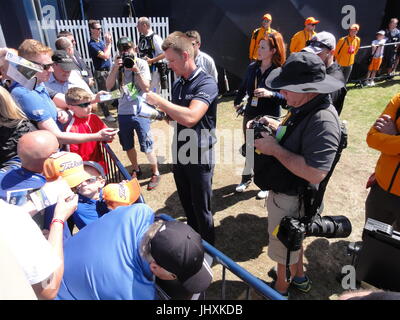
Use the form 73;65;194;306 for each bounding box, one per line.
55;17;171;99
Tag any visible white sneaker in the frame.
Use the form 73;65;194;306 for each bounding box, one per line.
105;115;117;122
369;81;376;87
235;180;252;193
256;190;269;199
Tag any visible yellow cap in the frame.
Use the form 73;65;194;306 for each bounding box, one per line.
263;13;272;21
350;24;360;31
305;17;320;25
102;179;141;206
43;152;91;188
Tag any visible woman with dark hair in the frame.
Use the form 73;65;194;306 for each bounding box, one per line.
234;32;287;198
0;86;35;171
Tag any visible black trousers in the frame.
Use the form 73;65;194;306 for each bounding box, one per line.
94;70;111;117
365;183;400;231
173;163;215;245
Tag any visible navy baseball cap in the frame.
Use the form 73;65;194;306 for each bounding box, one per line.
52;50;76;71
150;220;213;293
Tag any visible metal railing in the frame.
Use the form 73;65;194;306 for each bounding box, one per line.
100;142;285;300
348;41;400;87
100;142;145;203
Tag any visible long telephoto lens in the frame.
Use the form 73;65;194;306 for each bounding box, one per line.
306;215;352;238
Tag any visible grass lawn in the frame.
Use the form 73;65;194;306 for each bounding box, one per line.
105;77;400;300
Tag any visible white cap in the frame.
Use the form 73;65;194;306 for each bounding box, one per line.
302;31;336;54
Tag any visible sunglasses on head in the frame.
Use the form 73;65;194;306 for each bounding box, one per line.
306;40;332;50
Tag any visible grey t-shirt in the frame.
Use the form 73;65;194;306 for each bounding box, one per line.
117;57;151;115
279;94;341;172
195;51;218;83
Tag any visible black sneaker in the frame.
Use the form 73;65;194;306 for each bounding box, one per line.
131;166;142;179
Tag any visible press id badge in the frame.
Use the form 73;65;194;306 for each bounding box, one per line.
80;70;89;77
251;97;258;107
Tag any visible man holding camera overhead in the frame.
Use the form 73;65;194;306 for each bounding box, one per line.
106;37;160;190
252;52;342;298
88;20;116;122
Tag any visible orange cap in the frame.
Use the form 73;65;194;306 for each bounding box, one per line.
43;152;91;188
350;24;360;31
262;13;272;21
305;17;320;25
102;179;141;206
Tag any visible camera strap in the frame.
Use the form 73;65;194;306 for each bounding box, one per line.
303;118;348;223
285;250;291;283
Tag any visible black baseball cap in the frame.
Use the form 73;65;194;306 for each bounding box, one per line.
117;37;133;51
52;50;76;71
150;220;213;293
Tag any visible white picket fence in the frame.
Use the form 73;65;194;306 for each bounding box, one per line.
55;17;171;99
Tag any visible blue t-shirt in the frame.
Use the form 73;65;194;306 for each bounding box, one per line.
10;82;58;127
0;167;71;240
57;203;156;300
72;192;109;230
0;167;46;204
88;39;111;71
171;68;218;165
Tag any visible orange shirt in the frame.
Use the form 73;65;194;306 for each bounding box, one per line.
289;29;316;53
334;35;361;67
367;94;400;196
249;26;276;60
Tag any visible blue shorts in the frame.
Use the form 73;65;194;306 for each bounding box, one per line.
117;115;153;153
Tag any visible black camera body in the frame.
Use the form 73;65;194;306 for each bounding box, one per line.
121;53;136;69
252;120;274;139
277;214;352;251
240;120;274;157
277;217;306;251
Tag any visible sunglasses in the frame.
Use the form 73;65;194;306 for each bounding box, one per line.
28;60;54;71
77;176;99;188
73;102;91;108
118;45;132;51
